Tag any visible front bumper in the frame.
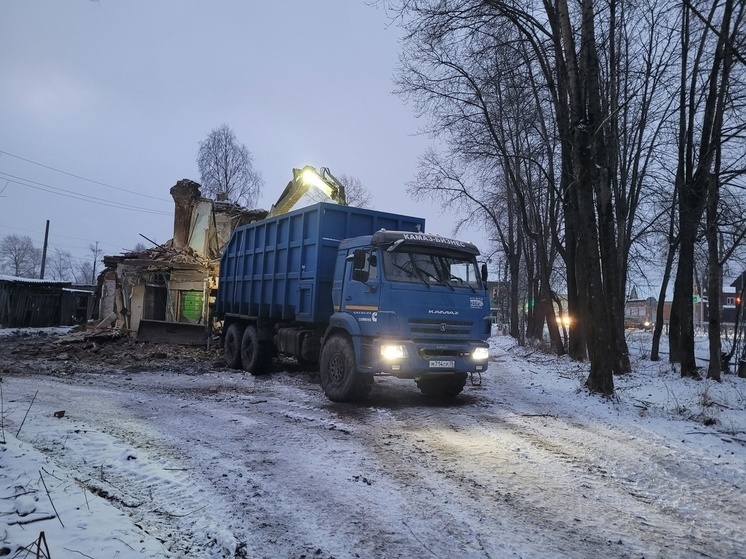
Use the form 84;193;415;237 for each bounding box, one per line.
365;338;489;379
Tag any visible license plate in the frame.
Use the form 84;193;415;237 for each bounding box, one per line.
429;360;455;369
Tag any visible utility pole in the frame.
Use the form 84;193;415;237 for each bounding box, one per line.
39;220;50;279
91;240;99;284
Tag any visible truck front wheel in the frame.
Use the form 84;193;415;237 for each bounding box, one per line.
416;373;468;399
224;323;245;369
320;335;372;402
241;326;272;375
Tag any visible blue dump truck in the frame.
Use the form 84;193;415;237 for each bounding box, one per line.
215;200;490;401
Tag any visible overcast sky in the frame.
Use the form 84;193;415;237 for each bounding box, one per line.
0;0;491;273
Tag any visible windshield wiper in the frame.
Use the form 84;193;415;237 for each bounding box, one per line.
440;275;455;291
411;263;432;288
400;256;431;288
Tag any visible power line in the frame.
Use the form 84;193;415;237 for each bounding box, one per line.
0;172;172;216
0;224;145;258
0;223;123;249
0;149;171;202
45;247;92;264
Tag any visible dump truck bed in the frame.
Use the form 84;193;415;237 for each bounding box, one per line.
215;202;425;324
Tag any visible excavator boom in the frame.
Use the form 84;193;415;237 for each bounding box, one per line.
267;166;347;218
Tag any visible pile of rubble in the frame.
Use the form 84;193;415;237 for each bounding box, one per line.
0;327;224;377
118;242;208;266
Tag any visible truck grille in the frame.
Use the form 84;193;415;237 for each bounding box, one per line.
418;347;462;358
408;318;472;336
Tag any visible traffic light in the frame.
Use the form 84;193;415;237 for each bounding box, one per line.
492;287;497;301
737;296;742;307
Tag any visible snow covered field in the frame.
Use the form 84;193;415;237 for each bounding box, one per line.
1;329;744;558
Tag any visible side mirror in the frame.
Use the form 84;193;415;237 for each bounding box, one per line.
352;249;369;282
353;249;366;270
481;263;488;284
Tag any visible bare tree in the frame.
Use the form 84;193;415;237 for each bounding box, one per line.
197;124;264;207
0;234;41;278
394;10;565;349
389;0;667;394
75;261;94;285
83;242;103;285
45;248;76;281
669;0;745;379
336;174;373;208
383;0;746;392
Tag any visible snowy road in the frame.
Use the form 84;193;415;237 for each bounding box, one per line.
3;342;745;558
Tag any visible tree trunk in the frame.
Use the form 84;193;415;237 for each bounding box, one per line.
651;239;677;361
596;168;631;375
509;248;521;340
570;0;616;395
572;155;615;396
561;152;586;361
538;279;565;355
706;173;722;381
672;181;704;378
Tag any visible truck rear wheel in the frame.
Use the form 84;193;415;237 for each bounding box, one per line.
320;335;372;402
416;373;468;399
241;326;272;375
224;323;245;369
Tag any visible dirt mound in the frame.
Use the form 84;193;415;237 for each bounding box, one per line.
0;328;225;377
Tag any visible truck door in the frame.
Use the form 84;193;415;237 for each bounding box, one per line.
342;248;380;331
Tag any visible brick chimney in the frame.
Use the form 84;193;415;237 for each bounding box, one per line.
170;179;202;248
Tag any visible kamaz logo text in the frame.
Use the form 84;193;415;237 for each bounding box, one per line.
428;310;459;315
403;233;467;248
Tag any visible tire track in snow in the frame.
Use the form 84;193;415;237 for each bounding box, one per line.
344;380;744;559
4;375;249;557
492;411;746;557
5;363;744;559
94;372;443;558
469;369;746;558
353;407;622;558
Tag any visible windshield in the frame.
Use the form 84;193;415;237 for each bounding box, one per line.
382;249;483;290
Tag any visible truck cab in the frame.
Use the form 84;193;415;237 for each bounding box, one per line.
320;230;490;401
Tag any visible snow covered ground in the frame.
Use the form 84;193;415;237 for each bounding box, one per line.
1;328;744;558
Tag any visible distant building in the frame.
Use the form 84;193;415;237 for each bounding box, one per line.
624;297;657;328
634;272;745;328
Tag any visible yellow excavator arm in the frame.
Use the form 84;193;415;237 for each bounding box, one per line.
267;166;347;218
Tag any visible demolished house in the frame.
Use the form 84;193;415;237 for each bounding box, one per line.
98;179;266;344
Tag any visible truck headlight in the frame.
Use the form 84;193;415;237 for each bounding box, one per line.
472;347;489;361
381;344;408;360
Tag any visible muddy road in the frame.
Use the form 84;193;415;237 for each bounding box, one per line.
1;332;744;558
